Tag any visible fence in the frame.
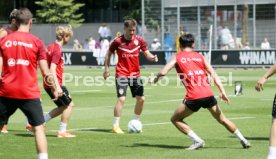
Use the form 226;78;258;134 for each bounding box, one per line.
63;50;276;67
142;0;276;50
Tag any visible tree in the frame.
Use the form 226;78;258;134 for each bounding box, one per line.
35;0;85;28
124;0;160;30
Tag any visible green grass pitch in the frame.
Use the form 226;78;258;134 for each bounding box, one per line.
0;67;274;159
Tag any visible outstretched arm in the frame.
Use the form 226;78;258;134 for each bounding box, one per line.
256;64;276;91
143;50;158;62
103;50;112;80
204;57;229;103
150;55;176;83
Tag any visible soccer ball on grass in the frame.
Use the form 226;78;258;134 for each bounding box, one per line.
128;119;142;133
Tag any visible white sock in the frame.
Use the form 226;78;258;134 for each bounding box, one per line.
44;113;52;123
233;129;247;141
26;119;30;126
268;147;276;159
187;130;203;143
113;117;120;127
38;153;48;159
58;122;67;133
133;114;140;120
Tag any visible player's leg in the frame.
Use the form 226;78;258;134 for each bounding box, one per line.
20;98;48;159
207;103;250;148
268;118;276;159
267;97;276;159
58;101;75;138
112;77;128;133
130;77;144;121
171;101;204;150
134;96;144;120
50;86;75;138
171;102;194;133
0;97;17;134
43;87;68;123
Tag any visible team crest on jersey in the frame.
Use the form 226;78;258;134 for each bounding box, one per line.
134;39;138;46
119;88;124;95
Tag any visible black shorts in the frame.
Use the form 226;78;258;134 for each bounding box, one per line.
115;77;144;98
184;96;217;112
0;97;44;126
45;86;72;107
272;95;276;117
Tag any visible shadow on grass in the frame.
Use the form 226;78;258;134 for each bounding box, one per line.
127;143;244;150
229;136;269;141
244;137;269;141
14;133;56;138
125;143;186;149
77;128;112;133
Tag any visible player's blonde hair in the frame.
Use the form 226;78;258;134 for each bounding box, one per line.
56;25;73;41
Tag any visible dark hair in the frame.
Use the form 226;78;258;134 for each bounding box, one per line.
16;8;33;25
9;9;18;23
179;33;195;48
124;18;137;28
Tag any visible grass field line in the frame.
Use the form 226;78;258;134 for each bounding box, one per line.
72;99;182;111
47;116;256;132
71;90;101;93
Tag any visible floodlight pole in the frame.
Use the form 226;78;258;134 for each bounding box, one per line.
161;0;164;50
142;0;145;39
177;0;180;34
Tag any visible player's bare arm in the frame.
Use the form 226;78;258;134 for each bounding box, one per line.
0;30;7;39
103;50;112;80
256;63;276;91
50;63;63;97
0;56;2;82
149;55;176;83
203;57;230;104
143;50;158;62
39;60;58;100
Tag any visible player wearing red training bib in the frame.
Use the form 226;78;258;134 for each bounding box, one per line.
150;33;250;150
0;9;18;39
0;9;19;133
41;25;76;138
103;18;158;134
0;8;57;159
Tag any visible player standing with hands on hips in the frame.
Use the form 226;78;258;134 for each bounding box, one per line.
149;33;250;150
255;64;276;159
103;18;158;134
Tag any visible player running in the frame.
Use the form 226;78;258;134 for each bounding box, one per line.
150;33;250;150
42;25;75;138
255;64;276;159
103;18;158;134
0;8;57;159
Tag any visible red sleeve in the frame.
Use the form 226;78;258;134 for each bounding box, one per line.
37;39;47;60
109;39;119;53
50;45;62;64
140;38;148;52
